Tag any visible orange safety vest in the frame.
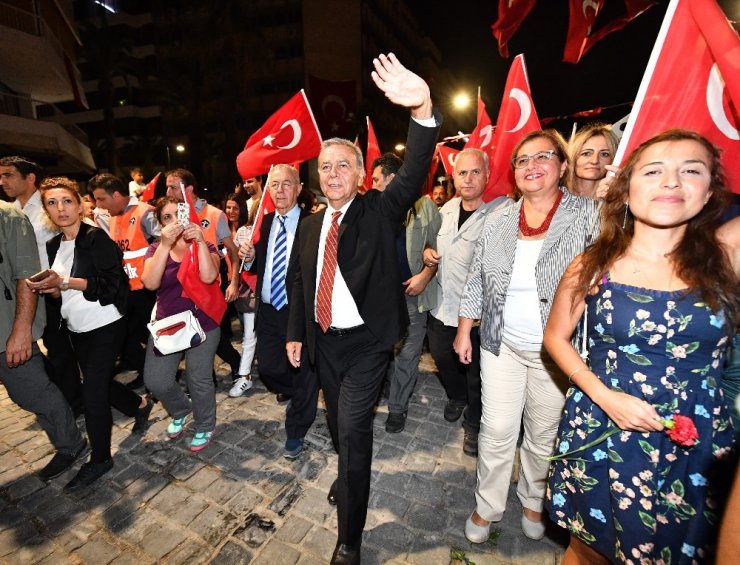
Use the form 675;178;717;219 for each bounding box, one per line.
196;203;225;248
109;202;153;291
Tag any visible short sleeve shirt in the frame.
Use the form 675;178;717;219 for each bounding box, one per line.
144;241;219;332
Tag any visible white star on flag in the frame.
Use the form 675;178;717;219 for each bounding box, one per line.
263;134;275;146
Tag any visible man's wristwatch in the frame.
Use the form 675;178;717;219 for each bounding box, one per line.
60;275;70;291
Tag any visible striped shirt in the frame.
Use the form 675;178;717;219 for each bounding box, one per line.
459;188;600;355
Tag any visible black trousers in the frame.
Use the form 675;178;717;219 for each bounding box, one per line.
120;288;155;373
256;304;319;439
315;324;392;546
43;297;83;415
69;317;139;463
427;315;482;433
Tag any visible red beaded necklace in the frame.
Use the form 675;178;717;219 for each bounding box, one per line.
519;190;563;236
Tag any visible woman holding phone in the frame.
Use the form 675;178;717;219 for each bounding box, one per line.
28;177;146;490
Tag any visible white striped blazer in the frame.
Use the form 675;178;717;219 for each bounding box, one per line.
459;188;600;355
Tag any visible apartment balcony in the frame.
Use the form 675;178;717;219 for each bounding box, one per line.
0;1;84;104
0;92;95;174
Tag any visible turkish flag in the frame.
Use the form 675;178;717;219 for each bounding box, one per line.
615;0;740;193
140;172;160;203
491;0;537;58
423;146;442;195
364;117;382;190
240;186;276;292
177;188;227;325
307;75;357;139
236;90;322;180
464;95;496;158
437;145;461;176
484;54;541;202
564;0;655;64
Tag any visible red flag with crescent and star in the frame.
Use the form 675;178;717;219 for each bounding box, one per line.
140;172;160;203
614;0;740;193
464;94;496;159
491;0;537;58
563;0;655;64
307;75;357;139
437;145;461;176
365;116;381;190
236;90;322;180
484;54;541;202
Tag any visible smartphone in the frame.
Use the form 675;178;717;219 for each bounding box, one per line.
28;269;52;283
177;202;190;228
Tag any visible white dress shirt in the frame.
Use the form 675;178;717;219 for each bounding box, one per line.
315;199;364;328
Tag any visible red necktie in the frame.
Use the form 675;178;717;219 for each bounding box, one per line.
316;211;341;332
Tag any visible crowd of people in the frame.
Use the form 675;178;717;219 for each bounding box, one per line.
0;53;738;565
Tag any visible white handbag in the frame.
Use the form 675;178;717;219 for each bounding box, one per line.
147;306;206;355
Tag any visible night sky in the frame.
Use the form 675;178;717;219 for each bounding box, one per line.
408;0;739;135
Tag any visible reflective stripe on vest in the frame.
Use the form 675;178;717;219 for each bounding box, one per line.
109;203;152;291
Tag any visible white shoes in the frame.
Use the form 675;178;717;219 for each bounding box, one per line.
228;376;253;397
465;513;491;544
521;514;546;540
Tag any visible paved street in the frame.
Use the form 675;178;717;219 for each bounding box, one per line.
0;345;566;564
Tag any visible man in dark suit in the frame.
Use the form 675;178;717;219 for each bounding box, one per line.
286;53;441;565
238;164;318;460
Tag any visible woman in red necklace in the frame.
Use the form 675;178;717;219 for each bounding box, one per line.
454;130;601;544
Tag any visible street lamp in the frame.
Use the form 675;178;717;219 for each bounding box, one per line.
394;143;405;153
453;92;471;110
176;145;186;153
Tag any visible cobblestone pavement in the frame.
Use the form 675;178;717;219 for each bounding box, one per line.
0;347;567;564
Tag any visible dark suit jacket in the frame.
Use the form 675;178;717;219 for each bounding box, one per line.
251;206;310;314
47;221;129;314
287;114;441;361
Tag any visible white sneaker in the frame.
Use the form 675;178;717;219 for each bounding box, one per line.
229;376;253;397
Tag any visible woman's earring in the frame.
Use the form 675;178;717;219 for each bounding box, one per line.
622;202;629;229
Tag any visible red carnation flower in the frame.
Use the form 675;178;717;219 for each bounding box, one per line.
661;415;699;448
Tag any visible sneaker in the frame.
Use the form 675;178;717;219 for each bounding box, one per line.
444;399;466;422
167;414;189;439
190;430;214;452
463;429;479;457
385;411;407;433
63;459;114;491
228;376;253;398
37;441;89;481
283;438;304;459
521;514;546;540
132;397;153;434
465;512;492;544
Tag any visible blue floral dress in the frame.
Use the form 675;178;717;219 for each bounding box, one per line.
546;281;735;564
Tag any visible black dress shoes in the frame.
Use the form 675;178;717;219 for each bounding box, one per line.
327;479;338;506
276;392;292;403
330;543;360;565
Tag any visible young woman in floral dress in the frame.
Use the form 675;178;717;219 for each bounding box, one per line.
543;130;739;564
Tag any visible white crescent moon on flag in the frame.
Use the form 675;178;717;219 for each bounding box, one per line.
322;95;346;117
276;120;302;149
582;0;599;16
506;88;532;133
448;153;457;167
706;63;740;141
479;125;493;149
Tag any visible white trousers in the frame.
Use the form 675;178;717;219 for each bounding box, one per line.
238;312;257;376
475;342;568;521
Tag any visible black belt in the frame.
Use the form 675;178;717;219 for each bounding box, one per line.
325;324;365;336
